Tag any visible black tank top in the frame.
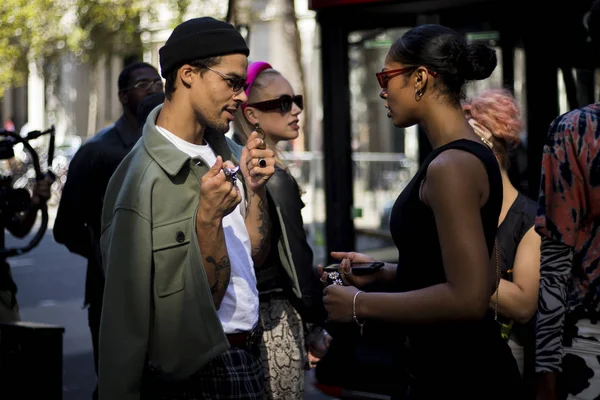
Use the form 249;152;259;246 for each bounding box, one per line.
497;192;537;351
498;192;537;279
389;139;521;399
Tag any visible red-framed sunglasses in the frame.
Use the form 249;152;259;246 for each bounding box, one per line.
375;67;438;89
247;95;304;113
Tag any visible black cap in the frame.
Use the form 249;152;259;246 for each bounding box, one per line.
159;17;249;78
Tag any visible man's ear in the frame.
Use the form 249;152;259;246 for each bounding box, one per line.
179;65;195;89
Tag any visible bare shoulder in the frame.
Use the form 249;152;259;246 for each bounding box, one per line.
426;148;488;194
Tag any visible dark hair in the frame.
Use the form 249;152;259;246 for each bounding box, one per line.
137;92;166;129
164;56;221;100
387;24;497;105
118;62;158;91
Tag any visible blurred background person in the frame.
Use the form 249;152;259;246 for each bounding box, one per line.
0;176;51;322
463;89;541;384
53;61;163;400
534;2;600;398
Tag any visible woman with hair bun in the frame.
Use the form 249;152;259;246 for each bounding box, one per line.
464;89;541;378
320;24;522;399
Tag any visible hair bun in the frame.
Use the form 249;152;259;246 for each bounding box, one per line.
457;44;497;81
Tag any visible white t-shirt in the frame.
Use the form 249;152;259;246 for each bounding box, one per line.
156;125;258;334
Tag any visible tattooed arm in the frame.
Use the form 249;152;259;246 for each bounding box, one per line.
245;186;272;267
196;219;232;309
238;131;275;267
195;157;241;309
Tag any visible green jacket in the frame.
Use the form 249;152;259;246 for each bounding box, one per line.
98;105;242;400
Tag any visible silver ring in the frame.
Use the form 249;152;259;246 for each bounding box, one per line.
327;271;343;286
258;158;267;168
223;166;240;184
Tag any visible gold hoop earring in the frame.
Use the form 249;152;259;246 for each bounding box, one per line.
415;89;424;101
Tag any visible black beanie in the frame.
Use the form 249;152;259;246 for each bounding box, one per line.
159;17;249;78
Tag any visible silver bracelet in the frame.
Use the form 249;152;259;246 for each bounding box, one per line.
353;290;365;336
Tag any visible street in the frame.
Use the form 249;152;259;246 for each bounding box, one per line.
6;211;333;400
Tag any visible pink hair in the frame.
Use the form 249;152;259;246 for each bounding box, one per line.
463;89;524;149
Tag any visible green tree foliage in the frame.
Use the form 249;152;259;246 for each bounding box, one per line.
70;0;147;64
0;0;234;97
0;0;68;95
0;0;157;97
171;0;192;25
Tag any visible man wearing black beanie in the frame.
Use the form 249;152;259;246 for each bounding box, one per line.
98;17;276;400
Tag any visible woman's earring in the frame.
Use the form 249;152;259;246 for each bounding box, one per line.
415;88;424;101
254;123;266;149
254;123;265;139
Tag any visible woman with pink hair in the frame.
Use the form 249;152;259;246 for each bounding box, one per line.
463;89;541;378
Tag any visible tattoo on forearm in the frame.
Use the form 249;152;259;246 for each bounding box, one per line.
205;255;231;302
210;280;219;296
252;192;271;264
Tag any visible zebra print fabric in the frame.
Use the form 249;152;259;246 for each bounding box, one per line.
536;236;574;372
535;103;600;375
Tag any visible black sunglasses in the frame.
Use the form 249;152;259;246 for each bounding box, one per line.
201;65;248;93
247;95;303;113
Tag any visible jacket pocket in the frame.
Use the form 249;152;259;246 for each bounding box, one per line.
152;218;192;297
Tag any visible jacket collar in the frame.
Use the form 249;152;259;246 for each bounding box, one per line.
143;104;236;177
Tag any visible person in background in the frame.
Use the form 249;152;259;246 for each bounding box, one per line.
463;89;541;380
53;61;163;400
534;2;600;398
137;92;166;133
0;176;51;322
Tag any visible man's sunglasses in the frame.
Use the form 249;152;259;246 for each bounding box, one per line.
247;95;304;113
375;67;437;89
201;65;249;93
123;79;163;92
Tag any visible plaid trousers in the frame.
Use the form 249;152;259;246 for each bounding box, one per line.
142;348;265;400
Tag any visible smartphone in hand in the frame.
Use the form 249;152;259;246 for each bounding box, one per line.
324;262;384;278
349;262;385;276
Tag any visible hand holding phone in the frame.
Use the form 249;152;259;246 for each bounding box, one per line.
349;262;385;275
322;261;385;287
